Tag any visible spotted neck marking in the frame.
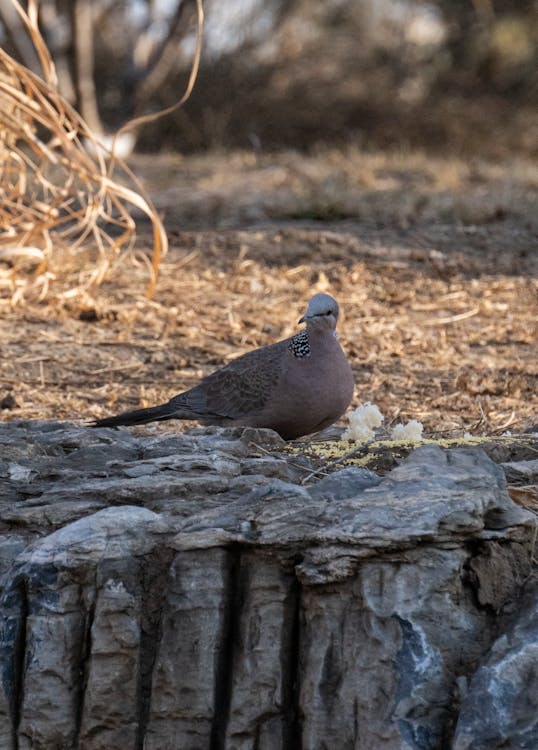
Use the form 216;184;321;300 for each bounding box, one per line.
289;329;311;358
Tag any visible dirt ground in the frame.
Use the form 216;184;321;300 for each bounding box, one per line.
0;148;537;438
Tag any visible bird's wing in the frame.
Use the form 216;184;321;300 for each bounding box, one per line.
169;340;288;420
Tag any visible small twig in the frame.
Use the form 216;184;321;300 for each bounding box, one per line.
247;441;275;456
247;441;309;475
175;249;199;270
88;362;144;376
424;307;480;326
494;411;516;432
16;356;52;364
467;399;488;433
477;399;489;428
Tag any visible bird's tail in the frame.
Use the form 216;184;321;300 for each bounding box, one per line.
92;403;177;429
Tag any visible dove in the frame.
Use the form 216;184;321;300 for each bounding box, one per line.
93;293;354;440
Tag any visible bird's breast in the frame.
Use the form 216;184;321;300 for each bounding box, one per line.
275;338;354;425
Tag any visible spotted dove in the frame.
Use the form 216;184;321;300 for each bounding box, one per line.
92;293;354;440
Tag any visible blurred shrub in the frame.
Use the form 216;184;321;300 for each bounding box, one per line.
1;0;536;156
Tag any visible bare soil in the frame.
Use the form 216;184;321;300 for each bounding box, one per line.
1;149;537;438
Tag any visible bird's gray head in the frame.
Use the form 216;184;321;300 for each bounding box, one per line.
299;293;340;331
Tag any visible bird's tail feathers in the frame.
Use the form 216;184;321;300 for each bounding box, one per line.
92;403;177;429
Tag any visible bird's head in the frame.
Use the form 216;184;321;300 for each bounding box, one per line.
299;293;339;331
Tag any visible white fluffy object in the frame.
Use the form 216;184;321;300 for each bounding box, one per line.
342;402;384;442
390;420;424;442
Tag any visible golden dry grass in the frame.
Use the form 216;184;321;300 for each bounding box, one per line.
0;147;536;439
0;35;167;303
0;0;203;304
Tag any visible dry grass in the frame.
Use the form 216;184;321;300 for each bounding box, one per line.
0;0;205;304
1;4;533;449
0;49;166;303
141;147;538;229
0;147;536;439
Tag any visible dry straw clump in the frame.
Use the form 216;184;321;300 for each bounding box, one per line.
0;0;201;305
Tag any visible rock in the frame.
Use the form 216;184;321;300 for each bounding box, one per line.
0;394;17;410
0;420;536;749
502;458;538;485
453;576;538;750
307;466;381;499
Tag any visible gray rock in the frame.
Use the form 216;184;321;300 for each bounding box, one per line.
502;458;538;484
453;577;538;750
308;465;381;499
0;421;536;750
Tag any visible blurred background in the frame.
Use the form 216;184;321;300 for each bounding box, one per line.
1;0;536;158
0;0;536;434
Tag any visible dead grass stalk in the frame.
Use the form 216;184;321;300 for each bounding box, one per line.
0;0;203;304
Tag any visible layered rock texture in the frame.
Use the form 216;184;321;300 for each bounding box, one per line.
0;420;536;750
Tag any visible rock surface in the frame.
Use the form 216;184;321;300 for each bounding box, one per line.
0;420;536;750
453;577;538;750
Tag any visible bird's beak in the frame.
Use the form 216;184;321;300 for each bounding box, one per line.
298;314;306;324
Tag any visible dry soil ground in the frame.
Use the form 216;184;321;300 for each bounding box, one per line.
1;148;537;438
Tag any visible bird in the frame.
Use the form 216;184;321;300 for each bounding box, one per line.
92;293;354;440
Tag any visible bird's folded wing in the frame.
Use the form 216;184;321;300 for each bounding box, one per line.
169;341;287;420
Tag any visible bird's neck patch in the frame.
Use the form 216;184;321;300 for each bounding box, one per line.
289;329;311;358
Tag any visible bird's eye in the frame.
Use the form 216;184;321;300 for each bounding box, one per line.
325;310;332;315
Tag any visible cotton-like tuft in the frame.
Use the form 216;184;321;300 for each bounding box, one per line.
390;420;424;442
342;402;384;442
